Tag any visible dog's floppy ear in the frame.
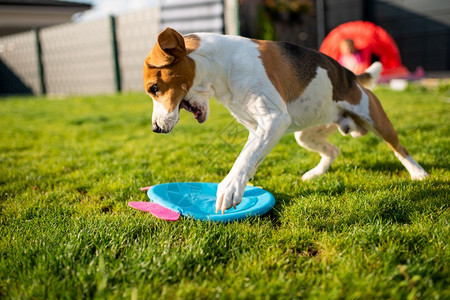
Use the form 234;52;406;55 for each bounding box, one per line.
146;28;187;67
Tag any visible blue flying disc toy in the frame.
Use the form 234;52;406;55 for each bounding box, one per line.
129;182;275;222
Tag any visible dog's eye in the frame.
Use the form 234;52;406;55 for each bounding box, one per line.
149;84;159;95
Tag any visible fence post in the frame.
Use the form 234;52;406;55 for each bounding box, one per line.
110;15;121;93
316;0;326;47
34;28;46;95
224;0;239;35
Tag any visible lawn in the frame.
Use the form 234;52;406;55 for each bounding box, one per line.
0;86;449;299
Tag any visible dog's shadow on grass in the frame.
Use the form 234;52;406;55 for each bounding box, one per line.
359;160;441;176
263;176;448;229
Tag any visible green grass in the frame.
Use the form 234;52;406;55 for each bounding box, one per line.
0;86;449;299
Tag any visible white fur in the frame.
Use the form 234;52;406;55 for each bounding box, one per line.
395;154;429;180
336;85;373;126
286;67;337;132
294;125;340;180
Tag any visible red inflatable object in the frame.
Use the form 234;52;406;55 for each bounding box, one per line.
320;21;410;77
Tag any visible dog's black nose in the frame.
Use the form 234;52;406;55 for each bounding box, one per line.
152;123;162;133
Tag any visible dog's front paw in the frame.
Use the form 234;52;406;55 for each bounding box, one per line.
216;177;246;214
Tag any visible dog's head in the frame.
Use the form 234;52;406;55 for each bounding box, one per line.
144;28;208;133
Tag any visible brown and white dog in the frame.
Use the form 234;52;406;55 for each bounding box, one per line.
143;28;428;214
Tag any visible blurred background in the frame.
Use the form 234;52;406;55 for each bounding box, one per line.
0;0;449;96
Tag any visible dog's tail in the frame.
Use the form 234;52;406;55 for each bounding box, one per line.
357;62;382;90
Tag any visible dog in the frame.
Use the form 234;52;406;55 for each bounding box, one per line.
143;28;428;214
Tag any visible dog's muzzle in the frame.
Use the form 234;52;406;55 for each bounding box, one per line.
152;123;167;134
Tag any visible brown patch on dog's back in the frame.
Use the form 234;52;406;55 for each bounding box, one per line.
255;40;362;104
255;40;317;102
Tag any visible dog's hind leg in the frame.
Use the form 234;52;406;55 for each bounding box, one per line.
359;89;428;180
295;124;340;180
